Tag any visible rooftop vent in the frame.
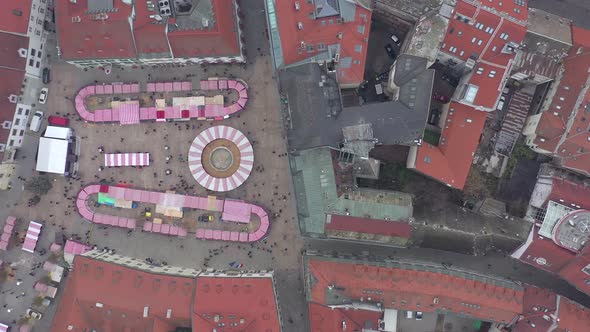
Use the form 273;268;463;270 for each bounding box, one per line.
297;22;303;30
158;0;172;16
72;16;82;23
295;2;300;10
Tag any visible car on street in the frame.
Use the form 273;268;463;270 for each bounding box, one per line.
198;214;213;222
497;95;506;111
385;44;396;59
48;115;69;127
26;308;43;320
29;111;44;132
42;68;50;84
38;88;48;104
390;34;401;44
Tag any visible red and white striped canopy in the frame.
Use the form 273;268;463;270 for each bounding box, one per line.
188;126;253;192
104;153;150;167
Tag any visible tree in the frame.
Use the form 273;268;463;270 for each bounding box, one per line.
25;176;53;196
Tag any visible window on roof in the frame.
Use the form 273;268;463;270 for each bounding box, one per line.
457;31;463;37
500;33;509;40
485;27;494;34
514;8;521;14
492;46;497;52
471;37;477;43
306;44;314;53
477;39;483;46
423;156;431;164
489;70;496;78
459;50;465;56
476;67;484;75
463;84;479;103
449;46;457;53
449;27;455;34
582;264;590;276
317;43;326;51
357;25;365;34
475;22;484;30
321;20;326;27
514;0;525;6
354;44;362;53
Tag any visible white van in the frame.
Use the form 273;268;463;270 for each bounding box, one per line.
405;311;414;319
29;111;44;132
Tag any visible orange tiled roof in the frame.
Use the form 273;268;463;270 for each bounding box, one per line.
413;102;487;189
274;0;372;85
306;256;524;323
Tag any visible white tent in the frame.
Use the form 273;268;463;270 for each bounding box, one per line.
44;126;71;140
36;137;69;174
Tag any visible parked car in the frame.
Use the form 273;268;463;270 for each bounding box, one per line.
384;44;396;59
26;308;43;320
48;115;69;127
38;88;48;104
416;311;423;320
432;93;450;103
390;34;401;44
42;68;50;84
198;214;213;223
496;95;506;111
29;111;44;132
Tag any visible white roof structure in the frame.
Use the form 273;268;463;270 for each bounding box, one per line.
44;126;71;140
36;137;69;174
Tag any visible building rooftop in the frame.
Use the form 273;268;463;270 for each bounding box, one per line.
532;26;590;177
440;0;527;110
193;275;281;331
267;0;372;85
0;0;32;35
0;33;29;70
0;68;26;160
526;8;572;56
404;10;449;63
56;0;242;61
290;147;413;238
410;102;487;189
308;302;381;331
282;62;433;151
51;255;281;332
304;254;525;324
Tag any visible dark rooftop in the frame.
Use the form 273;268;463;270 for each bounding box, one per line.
281;61;433;151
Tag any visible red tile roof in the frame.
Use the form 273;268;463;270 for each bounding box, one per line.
133;5;170;56
0;68;25;160
0;0;32;35
0;32;29;70
167;0;241;58
51;256;281;332
558;247;590;296
51;256;194;332
441;0;526;110
193;276;281;332
306;256;524;323
512;286;558;332
483;0;528;22
326;215;411;238
548;178;590;210
273;0;372;85
555;297;590;332
467;62;506;109
532;26;590;176
56;0;241;61
56;0;136;60
412;102;487;189
308;302;381;332
512;226;575;274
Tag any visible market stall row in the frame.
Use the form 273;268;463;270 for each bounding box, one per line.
0;216;16;251
22;221;43;253
76;184;270;242
74;78;249;124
